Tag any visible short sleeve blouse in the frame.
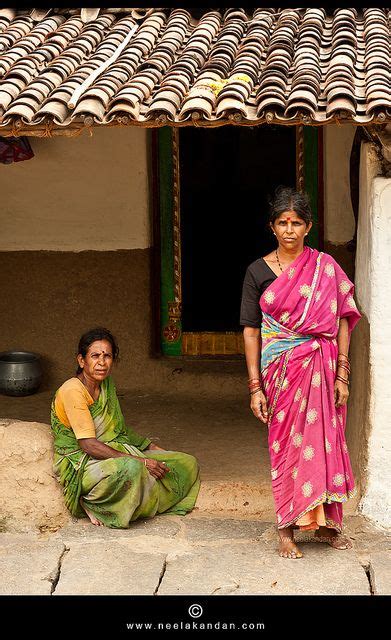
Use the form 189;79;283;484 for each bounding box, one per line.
240;258;278;328
54;378;96;439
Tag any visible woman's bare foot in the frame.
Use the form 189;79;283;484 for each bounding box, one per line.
314;526;352;549
278;526;304;558
79;497;103;527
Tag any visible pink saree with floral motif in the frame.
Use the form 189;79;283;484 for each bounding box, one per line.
259;246;362;533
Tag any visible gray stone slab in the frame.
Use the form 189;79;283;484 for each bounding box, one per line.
0;533;65;595
53;514;181;544
183;516;270;541
54;542;166;595
158;542;371;595
369;551;391;595
343;515;391;552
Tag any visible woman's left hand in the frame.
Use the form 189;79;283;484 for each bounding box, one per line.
334;379;349;407
147;442;166;451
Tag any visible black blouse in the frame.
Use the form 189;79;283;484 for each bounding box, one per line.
240;258;278;328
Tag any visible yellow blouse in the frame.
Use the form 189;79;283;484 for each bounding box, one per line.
54;377;97;440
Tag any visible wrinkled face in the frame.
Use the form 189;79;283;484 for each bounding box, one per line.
270;210;312;249
77;339;114;382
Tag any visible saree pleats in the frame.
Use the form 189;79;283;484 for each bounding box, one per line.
259;247;361;533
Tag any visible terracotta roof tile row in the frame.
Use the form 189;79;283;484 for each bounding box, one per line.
0;7;390;131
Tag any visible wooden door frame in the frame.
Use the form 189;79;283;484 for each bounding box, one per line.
151;125;324;357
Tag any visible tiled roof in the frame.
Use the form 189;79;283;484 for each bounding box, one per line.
0;7;390;133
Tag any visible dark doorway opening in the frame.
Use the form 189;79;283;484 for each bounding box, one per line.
179;125;296;332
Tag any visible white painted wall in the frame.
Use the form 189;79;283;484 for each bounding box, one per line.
0;127;151;251
323;124;357;244
356;142;391;529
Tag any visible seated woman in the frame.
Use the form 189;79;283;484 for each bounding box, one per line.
51;327;201;528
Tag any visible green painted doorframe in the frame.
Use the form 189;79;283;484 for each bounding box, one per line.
156;125;323;356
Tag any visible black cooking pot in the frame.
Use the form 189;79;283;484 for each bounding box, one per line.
0;351;43;396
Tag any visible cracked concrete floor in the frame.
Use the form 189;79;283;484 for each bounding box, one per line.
0;512;390;596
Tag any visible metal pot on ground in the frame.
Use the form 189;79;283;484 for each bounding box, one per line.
0;351;43;396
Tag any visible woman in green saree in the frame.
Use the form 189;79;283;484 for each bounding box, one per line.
51;327;200;528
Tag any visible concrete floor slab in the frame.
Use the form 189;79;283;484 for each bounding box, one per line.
181;515;270;541
54;542;166;595
1;515;387;596
158;543;371;595
51;513;181;544
369;551;391;595
0;533;65;595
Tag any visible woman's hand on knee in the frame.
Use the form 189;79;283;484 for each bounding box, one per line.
143;458;170;479
250;390;269;423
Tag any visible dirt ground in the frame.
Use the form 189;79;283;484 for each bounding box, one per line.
0;387;362;532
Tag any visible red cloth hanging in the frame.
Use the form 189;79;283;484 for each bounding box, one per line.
0;136;34;164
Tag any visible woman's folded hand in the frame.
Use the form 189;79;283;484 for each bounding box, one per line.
250;390;269;424
143;458;170;479
334;379;349;407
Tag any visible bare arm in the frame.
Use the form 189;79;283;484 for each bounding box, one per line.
78;438;134;460
243;326;262;381
145;442;166;451
78;438;169;479
243;327;269;423
335;317;350;407
337;317;349;359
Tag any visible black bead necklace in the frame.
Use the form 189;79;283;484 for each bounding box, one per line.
275;248;284;272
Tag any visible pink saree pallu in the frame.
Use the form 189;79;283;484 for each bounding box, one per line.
260;246;362;533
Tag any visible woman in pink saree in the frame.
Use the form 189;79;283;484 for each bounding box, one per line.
241;187;362;559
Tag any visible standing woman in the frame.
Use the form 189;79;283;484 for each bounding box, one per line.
240;187;362;559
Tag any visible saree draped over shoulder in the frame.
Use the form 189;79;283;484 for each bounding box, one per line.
51;375;200;528
260;246;362;533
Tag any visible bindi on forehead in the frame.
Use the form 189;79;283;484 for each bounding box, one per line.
279;214;300;221
90;349;112;356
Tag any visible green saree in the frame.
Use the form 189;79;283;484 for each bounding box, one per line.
50;375;201;528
